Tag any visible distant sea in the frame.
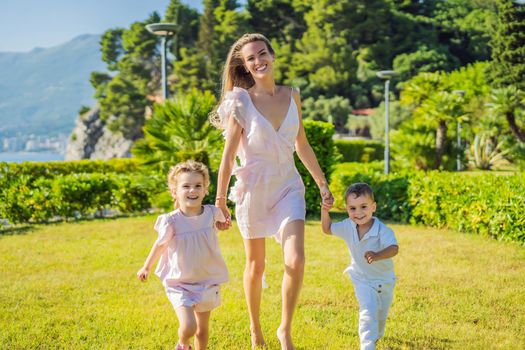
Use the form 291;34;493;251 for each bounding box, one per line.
0;152;64;163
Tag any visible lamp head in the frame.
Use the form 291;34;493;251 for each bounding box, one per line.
376;70;396;80
146;23;177;36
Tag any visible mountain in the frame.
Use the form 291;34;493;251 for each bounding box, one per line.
0;34;105;137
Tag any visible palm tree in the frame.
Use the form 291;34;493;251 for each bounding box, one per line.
132;89;222;172
420;91;465;168
401;72;466;169
489;86;525;143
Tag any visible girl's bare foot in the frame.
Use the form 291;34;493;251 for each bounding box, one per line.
277;327;295;350
250;327;266;349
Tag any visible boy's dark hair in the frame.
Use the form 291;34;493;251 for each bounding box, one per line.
344;183;375;202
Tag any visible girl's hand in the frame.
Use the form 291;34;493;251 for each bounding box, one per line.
137;266;150;281
215;200;232;230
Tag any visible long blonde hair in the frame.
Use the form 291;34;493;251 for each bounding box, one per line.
167;160;210;209
209;33;275;128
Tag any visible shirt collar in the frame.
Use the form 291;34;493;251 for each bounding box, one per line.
351;217;379;240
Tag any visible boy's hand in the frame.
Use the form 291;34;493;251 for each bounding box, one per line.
137;267;150;281
364;251;377;264
321;200;333;211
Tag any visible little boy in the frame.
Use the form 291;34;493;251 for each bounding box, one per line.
321;182;399;350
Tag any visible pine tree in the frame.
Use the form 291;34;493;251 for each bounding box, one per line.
490;0;525;143
174;0;245;94
90;13;161;138
490;0;525;90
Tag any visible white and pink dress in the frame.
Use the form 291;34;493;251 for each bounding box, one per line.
217;86;306;243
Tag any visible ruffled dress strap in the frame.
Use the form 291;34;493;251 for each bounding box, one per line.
217;87;251;131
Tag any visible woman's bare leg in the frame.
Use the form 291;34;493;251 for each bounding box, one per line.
277;220;305;350
243;238;266;349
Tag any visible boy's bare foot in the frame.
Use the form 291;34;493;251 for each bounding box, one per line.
277;327;295;350
250;327;266;349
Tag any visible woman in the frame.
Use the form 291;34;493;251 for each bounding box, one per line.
212;33;333;350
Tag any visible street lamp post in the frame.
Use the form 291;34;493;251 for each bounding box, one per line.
145;23;178;101
376;70;396;174
453;90;465;171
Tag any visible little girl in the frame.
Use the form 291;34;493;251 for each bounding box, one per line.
137;160;229;350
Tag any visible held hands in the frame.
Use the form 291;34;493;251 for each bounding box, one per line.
321;199;333;211
215;199;232;231
364;251;378;264
137;266;150;281
320;183;334;210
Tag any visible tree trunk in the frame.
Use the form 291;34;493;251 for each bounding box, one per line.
435;120;447;169
506;111;525;143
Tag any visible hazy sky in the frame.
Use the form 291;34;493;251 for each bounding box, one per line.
0;0;204;52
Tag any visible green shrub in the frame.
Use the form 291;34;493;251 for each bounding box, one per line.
330;163;525;243
295;120;340;214
334;139;384;163
51;173;116;218
0;160;154;224
0;175;35;223
409;172;525;242
2;159;139;181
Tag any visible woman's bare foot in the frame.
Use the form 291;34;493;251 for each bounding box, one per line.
277;327;295;350
250;327;266;349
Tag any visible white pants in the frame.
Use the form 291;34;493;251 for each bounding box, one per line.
352;279;395;350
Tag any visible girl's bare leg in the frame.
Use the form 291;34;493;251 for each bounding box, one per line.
194;310;211;350
175;306;197;349
243;238;267;348
277;220;305;350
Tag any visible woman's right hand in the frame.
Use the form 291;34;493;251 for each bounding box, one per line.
215;200;232;230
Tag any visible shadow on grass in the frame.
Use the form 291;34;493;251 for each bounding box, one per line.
0;225;33;236
306;210;348;222
385;335;454;350
0;212;153;236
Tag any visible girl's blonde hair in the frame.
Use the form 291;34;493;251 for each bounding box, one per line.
167;160;210;209
209;33;275;129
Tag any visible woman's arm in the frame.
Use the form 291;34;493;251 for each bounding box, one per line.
215;113;243;229
293;89;334;204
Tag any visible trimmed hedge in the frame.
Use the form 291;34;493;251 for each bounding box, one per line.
1;159;139;180
0;159;154;224
0;172;152;224
296;120;340;214
330;163;525;243
408;171;525;242
334;139;384;163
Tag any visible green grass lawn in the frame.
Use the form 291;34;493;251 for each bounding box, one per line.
1;216;524;349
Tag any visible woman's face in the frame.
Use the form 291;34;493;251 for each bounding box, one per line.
240;40;274;79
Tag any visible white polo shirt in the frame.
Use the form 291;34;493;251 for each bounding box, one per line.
331;217;397;283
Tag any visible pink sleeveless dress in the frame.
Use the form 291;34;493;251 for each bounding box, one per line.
217;87;306;243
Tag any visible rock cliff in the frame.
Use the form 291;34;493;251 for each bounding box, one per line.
65;106;136;160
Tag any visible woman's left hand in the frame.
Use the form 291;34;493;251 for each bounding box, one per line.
319;183;334;207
